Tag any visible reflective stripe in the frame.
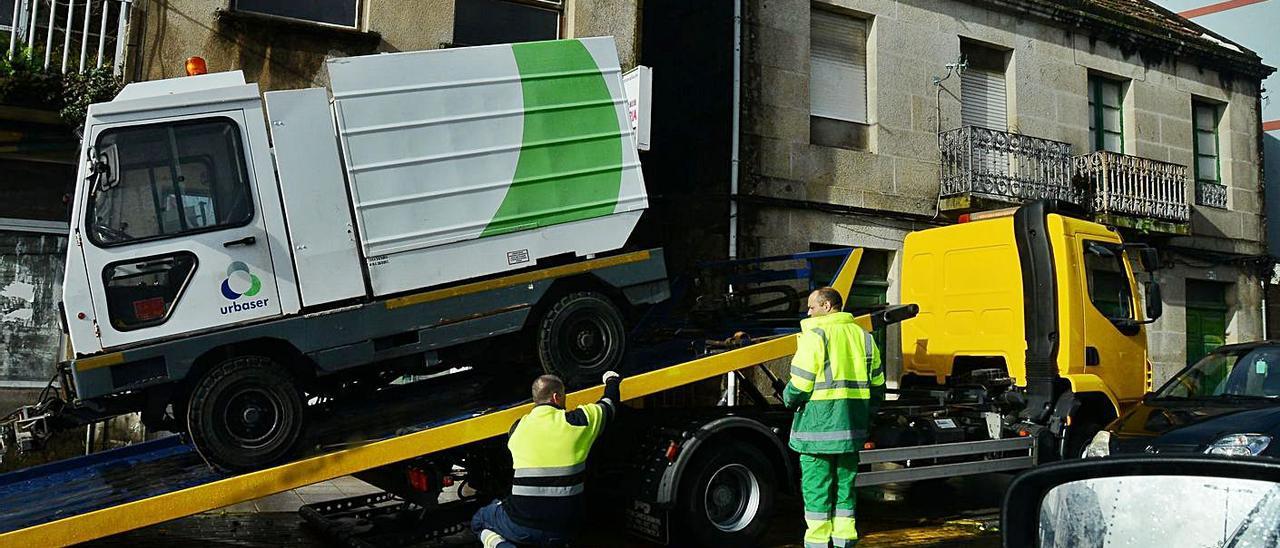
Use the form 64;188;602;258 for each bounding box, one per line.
834;508;856;518
510;484;585;497
791;366;817;382
811;327;832;384
480;529;507;548
814;379;870;390
832;537;857;548
792;429;867;442
804;510;832;521
512;463;587;478
864;331;874;371
810;387;872;401
805;543;828;548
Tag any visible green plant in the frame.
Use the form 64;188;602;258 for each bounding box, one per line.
0;47;123;127
0;47;62;109
0;46;43;76
60;66;123;126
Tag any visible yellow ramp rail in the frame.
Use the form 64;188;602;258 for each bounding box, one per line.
3;249;862;546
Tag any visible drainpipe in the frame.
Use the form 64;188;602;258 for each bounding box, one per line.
729;0;742;263
724;0;743;406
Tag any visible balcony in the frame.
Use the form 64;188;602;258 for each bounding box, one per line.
1195;181;1228;209
939;125;1193;235
1075;151;1191;234
939;126;1082;211
3;0;131;75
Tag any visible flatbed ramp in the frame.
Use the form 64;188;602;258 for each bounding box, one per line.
0;336;797;546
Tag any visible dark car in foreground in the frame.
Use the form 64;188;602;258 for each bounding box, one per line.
1085;341;1280;459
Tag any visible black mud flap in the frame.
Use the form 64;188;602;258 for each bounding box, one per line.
624;498;670;545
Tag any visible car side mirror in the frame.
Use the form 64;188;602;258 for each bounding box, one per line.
89;144;120;193
1003;457;1280;548
1144;281;1163;321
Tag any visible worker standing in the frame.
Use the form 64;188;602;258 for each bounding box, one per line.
471;371;622;547
780;287;884;548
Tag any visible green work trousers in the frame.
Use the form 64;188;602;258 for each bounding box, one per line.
800;452;859;548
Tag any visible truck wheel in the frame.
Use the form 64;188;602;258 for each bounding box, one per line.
676;441;776;546
186;356;305;471
537;292;625;386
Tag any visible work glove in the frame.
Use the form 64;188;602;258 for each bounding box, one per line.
602;371;622;384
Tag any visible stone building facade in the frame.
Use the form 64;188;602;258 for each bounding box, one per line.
128;0;641;93
738;0;1273;385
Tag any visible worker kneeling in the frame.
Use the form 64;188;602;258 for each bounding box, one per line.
780;287;884;548
471;371;622;547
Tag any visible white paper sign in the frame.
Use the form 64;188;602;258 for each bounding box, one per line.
622;65;652;151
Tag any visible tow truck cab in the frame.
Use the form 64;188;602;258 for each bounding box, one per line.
900;202;1162;453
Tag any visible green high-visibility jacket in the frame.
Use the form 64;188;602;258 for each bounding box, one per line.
783;312;885;454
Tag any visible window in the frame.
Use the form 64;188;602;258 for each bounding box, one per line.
232;0;359;28
810;9;867;124
1088;76;1124;153
453;0;561;47
810;9;868;150
1083;241;1134;322
88;119;254;247
0;0;15;31
103;252;197;330
1193;101;1222;185
959;41;1009;131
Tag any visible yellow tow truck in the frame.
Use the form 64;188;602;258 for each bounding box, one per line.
0;200;1161;546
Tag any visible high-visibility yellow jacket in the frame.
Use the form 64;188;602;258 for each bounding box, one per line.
504;377;619;531
783;312;884;454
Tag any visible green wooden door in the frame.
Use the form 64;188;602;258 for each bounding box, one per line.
1186;280;1229;366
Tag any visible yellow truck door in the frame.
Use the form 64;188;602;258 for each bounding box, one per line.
1059;217;1148;404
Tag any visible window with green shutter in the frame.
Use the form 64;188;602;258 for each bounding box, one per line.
1088;76;1125;153
1193;101;1222;185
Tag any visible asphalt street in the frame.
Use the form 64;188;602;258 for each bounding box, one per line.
83;473;1007;547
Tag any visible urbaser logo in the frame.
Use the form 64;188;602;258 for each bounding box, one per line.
219;262;270;315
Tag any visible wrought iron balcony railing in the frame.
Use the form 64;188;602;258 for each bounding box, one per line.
3;0;132;74
1074;150;1190;224
1195;181;1228;209
939;126;1083;205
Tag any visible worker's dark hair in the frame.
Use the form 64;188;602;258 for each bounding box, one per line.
532;374;566;404
812;287;843;311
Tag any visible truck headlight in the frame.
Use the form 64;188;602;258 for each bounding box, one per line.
1205;434;1271;457
1083;430;1111;458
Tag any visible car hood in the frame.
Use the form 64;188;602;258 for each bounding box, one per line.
1109;399;1280;455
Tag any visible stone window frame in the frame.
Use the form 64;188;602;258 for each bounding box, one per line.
1191;98;1226;204
808;5;872;152
451;0;567;47
229;0;364;30
1088;75;1126;154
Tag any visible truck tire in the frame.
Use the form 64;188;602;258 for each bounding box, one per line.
186;356;305;471
675;441;776;547
537;291;625;387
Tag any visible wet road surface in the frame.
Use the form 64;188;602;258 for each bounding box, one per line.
84;473;1007;547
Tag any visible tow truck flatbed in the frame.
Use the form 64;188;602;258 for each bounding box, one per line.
0;247;1049;546
0;333;801;546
